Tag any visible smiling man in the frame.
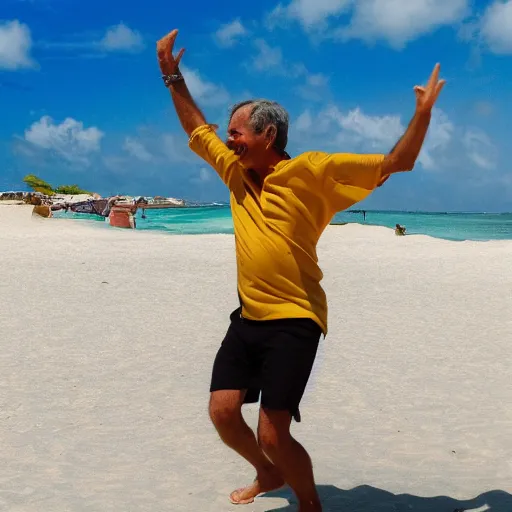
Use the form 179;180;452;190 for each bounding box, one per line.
157;29;444;512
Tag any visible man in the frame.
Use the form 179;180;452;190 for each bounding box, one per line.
157;30;444;512
395;223;407;236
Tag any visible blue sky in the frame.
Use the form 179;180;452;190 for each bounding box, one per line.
1;0;511;211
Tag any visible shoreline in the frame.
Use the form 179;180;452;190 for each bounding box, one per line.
3;204;512;246
2;196;511;215
54;207;512;243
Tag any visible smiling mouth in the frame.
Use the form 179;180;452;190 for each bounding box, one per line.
229;143;247;158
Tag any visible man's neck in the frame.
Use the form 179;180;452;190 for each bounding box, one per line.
251;153;285;178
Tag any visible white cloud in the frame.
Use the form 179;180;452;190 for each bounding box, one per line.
39;22;144;55
418;109;454;170
252;39;284;72
161;133;197;163
291;105;404;153
106;130;201;170
463;128;498;170
340;0;469;48
269;0;352;29
249;39;310;79
305;73;329;87
0;20;36;70
270;0;469;48
98;23;144;53
192;167;214;184
123;137;153;162
480;0;512;54
181;65;230;106
214;19;247;47
328;105;405;150
24;116;104;164
291;105;458;173
474;101;494;116
295;110;314;132
198;168;212;181
296;72;330;101
331;106;454;171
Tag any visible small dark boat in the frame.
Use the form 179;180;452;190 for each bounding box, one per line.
69;199;109;216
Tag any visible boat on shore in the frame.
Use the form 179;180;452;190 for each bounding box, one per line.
141;196;185;209
1;190;189;230
109;206;136;228
65;199;109;215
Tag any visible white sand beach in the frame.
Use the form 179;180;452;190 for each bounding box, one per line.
1;204;512;512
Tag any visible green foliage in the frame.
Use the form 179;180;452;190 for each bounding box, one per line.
23;174;55;193
54;184;91;195
33;186;56;196
23;174;90;196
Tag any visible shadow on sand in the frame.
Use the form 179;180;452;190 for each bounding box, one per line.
263;484;512;511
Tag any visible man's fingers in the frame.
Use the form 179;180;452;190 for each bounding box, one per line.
167;29;178;51
427;63;440;89
175;48;185;67
414;85;425;99
157;42;170;66
156;41;167;59
415;65;445;108
157;29;178;61
156;29;182;74
434;79;446;99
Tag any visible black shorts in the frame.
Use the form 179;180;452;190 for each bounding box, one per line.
210;307;322;422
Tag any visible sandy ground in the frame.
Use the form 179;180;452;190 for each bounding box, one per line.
1;205;512;512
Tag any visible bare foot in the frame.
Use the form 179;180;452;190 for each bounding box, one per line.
229;467;285;505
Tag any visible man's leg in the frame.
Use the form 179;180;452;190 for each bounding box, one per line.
257;408;321;512
256;317;323;510
208;312;285;504
209;390;284;504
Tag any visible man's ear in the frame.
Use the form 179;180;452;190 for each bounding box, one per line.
265;124;277;145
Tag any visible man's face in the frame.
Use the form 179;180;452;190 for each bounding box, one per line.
226;105;269;170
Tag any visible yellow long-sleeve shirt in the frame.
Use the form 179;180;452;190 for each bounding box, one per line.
189;124;386;334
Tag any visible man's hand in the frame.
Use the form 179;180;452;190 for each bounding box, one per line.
381;63;446;176
157;29;185;76
157;29;207;136
414;63;446;114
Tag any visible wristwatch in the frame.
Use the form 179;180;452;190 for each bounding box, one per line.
162;73;184;87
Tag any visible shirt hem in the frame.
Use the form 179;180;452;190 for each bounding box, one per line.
240;306;328;336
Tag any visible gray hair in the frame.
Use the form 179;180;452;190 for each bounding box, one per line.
229;99;289;153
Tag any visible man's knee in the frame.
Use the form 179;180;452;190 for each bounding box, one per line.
257;408;292;454
208;390;244;429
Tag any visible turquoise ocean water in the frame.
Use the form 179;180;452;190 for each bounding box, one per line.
54;205;512;242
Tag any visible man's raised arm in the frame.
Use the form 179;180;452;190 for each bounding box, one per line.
157;30;243;187
157;30;206;136
381;63;446;180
